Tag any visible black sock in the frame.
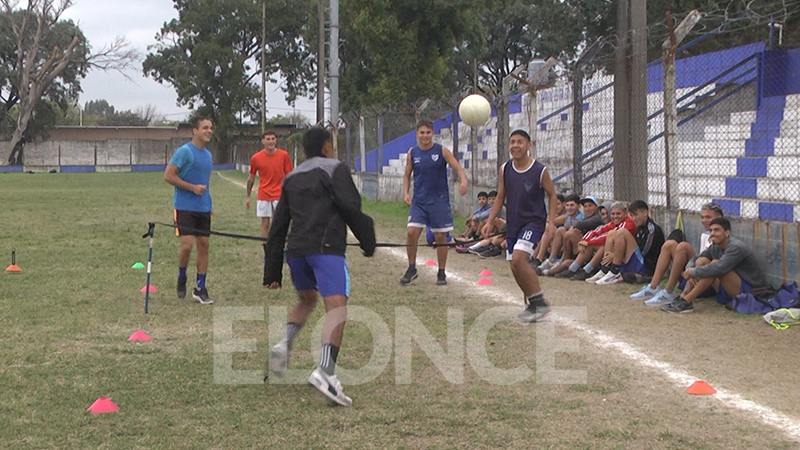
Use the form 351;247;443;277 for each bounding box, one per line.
600;264;610;273
526;292;545;306
438;268;445;275
320;343;339;376
409;263;416;271
610;264;620;274
284;322;301;349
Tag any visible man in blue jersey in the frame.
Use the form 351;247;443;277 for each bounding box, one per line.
482;130;558;323
401;120;468;286
164;117;215;305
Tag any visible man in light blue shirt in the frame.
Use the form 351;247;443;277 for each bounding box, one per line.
164;117;215;304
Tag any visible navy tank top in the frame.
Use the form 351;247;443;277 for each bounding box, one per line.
410;143;448;204
503;159;547;237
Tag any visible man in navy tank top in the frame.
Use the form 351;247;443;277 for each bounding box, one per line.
164;117;215;305
482;130;558;322
401;120;468;286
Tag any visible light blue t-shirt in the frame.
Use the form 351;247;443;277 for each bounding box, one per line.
170;143;212;212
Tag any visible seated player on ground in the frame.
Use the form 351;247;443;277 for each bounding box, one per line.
535;193;582;270
543;196;605;276
457;191;489;241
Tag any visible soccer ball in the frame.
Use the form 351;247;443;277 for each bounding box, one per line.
458;94;491;127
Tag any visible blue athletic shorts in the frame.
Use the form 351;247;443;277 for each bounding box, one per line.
287;254;350;297
506;224;543;261
715;278;753;305
620;248;645;274
678;277;717;298
408;200;454;232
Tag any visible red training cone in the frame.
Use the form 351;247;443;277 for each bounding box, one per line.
128;331;151;342
479;269;493;277
87;397;119;414
140;285;158;293
477;278;493;285
5;264;21;272
685;380;716;395
424;260;437;266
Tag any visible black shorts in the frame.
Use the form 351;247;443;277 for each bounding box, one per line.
174;210;211;237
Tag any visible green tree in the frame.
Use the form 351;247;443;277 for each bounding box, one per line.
0;0;136;165
84;99;115;117
143;0;314;160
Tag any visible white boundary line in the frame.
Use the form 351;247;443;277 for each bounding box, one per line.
216;170;800;441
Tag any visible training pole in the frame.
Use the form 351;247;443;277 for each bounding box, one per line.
142;223;156;314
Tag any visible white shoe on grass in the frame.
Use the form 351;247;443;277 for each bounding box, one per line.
644;289;677;306
630;285;658;301
308;367;352;406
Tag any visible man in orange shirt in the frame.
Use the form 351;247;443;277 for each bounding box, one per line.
246;131;294;237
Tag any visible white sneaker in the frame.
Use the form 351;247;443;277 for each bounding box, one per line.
630;285;658;301
596;272;622;285
308;367;352;406
539;259;555;271
586;270;606;283
644;289;677;306
269;340;289;378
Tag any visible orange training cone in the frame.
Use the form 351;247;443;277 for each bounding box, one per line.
685;380;716;395
424;260;437;266
87;397;119;414
5;249;21;272
140;285;158;293
479;269;493;277
477;278;493;285
128;331;151;342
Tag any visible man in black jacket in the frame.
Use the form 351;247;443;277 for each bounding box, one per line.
263;127;376;406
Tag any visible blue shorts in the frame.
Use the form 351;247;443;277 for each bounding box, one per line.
620;248;645;274
678;277;717;298
715;278;753;305
426;227;453;245
506;225;543;261
287;254;350;297
408;200;454;232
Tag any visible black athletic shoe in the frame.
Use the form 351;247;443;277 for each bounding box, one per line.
518;298;551;323
436;270;447;286
177;278;187;299
661;297;694;314
400;267;418;286
479;246;503;259
569;269;590;281
553;269;575;279
468;245;489;255
192;287;214;305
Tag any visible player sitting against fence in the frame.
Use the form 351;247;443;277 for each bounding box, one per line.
661;217;769;314
542;196;605;277
631;202;724;306
535;193;582;269
456;190;490;242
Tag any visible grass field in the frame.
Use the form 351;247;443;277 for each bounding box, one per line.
1;170;800;449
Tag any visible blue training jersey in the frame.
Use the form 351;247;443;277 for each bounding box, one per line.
410;143;449;204
503;159;547;237
170;143;213;212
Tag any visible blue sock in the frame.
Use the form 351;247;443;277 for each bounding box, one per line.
583;263;595;273
568;261;580;272
197;273;206;289
178;267;187;282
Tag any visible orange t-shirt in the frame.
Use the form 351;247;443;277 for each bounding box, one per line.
249;149;293;200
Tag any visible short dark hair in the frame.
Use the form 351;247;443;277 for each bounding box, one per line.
477;191;488;198
191;116;212;129
509;129;531;141
710;217;731;231
302;127;331;158
416;120;433;130
488;190;498;197
262;131;277;139
565;194;581;204
557;194;566;203
629;200;649;213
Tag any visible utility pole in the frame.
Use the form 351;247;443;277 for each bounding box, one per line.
316;0;325;124
330;0;339;158
261;1;266;134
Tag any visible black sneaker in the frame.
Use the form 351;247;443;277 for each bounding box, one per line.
569;269;590;281
468;245;489;255
177;278;187;299
436;270;447;286
661;297;693;314
553;269;575;279
518;297;551;323
400;267;418;286
479;246;503;259
192;287;214;305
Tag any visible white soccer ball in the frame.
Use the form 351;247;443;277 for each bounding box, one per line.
458;94;491;127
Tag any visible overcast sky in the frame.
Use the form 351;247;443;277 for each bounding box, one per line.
61;0;317;122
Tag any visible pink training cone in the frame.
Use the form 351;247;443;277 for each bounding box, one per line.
477;278;493;285
128;331;151;342
479;269;493;277
424;260;437;266
140;285;158;293
87;397;119;414
685;380;716;395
